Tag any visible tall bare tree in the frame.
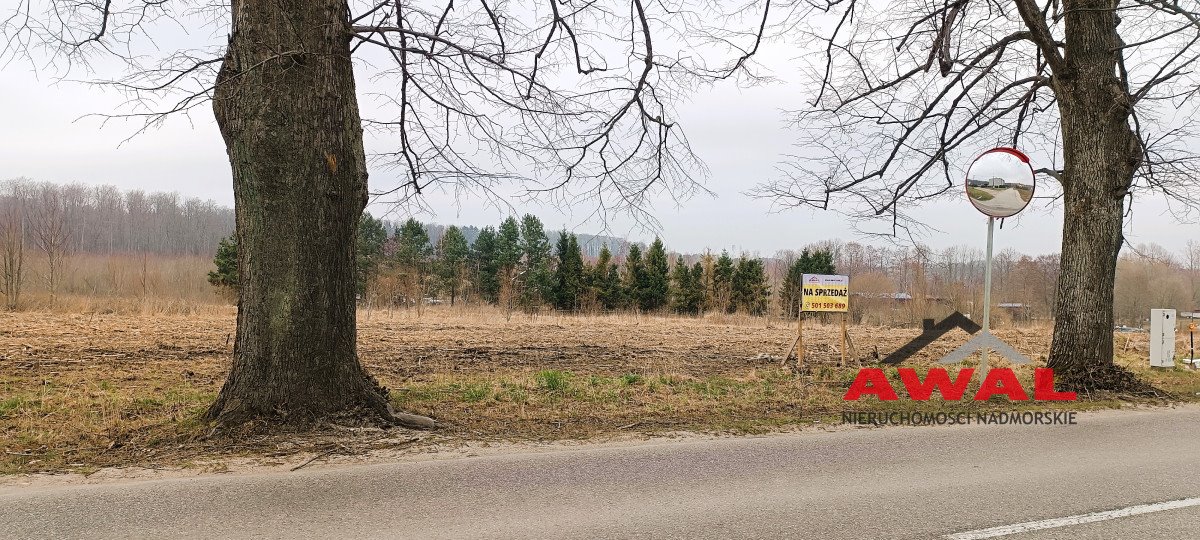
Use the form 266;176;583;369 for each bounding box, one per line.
29;182;75;306
753;0;1200;390
4;0;778;426
0;180;30;310
1187;240;1200;307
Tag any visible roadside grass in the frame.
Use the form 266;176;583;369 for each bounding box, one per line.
3;310;1199;475
0;374;214;475
3;359;1197;475
967;187;995;201
388;358;1200;441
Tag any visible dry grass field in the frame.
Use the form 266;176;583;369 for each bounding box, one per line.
3;307;1199;474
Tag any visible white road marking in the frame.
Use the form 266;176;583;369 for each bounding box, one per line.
944;497;1200;539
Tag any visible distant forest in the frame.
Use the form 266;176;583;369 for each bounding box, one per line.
3;179;1198;325
0;179;630;259
0;179;234;256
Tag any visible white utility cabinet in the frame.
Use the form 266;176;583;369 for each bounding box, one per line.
1150;309;1177;368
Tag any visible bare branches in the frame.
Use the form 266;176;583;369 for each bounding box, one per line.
4;0;784;225
715;0;773;79
2;0;178;71
1013;0;1065;72
753;0;1200;236
2;0;229;141
345;0;783;224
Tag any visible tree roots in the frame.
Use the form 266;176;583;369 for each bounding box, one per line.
1054;363;1161;398
204;374;437;433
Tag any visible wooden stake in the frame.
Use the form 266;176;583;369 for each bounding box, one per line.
797;311;805;369
839;312;847;367
781;334;799;367
782;308;802;367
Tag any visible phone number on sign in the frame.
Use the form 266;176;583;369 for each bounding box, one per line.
804;302;847;310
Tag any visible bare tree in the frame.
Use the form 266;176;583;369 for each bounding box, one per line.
1186;240;1200;308
3;0;779;426
1114;245;1190;324
0;179;30;310
752;0;1200;391
29;182;75;306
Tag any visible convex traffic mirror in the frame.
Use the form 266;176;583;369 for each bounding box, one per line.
965;147;1036;218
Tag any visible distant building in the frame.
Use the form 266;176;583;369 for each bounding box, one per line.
851;291;912;301
998;302;1029;322
967;177;1006;188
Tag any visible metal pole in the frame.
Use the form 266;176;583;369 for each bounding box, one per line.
981;216;995;370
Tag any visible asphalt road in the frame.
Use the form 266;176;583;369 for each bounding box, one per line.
3;405;1199;539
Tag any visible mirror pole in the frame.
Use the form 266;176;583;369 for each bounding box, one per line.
981;216;995;372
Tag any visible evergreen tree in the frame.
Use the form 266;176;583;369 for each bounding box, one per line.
496;216;522;305
392;218;432;304
623;244;645;310
641;238;670;311
670;255;704;315
670;256;688;311
496;217;522;271
809;248;835;274
553;232;586;310
579;257;596;310
592;244;623;310
689;262;705;312
356;212;387;296
472;226;501;304
207;234;238;292
697;252;715;310
780;248;837;317
569;236;585;289
731;256;770;315
519;214;552;308
604;265;623;309
435;225;470;305
712;250;735;313
393;218;432;266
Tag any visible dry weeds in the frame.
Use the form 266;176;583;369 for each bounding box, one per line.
2;307;1197;475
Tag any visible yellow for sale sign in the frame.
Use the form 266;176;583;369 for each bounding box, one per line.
801;274;849;312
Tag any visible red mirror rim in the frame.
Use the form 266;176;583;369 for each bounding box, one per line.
964;147;1036;218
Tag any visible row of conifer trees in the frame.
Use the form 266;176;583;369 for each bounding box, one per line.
211;213;836;316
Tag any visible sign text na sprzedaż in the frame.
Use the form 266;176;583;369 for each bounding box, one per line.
801;274;849;313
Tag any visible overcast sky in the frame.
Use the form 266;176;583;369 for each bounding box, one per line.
2;41;1197;259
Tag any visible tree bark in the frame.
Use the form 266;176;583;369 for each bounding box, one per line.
1046;0;1141;391
208;0;433;428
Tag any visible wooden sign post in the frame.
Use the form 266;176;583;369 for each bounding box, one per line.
1185;312;1198;369
783;274;850;369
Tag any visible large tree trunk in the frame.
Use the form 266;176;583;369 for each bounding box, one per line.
1046;0;1141;391
208;0;432;428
